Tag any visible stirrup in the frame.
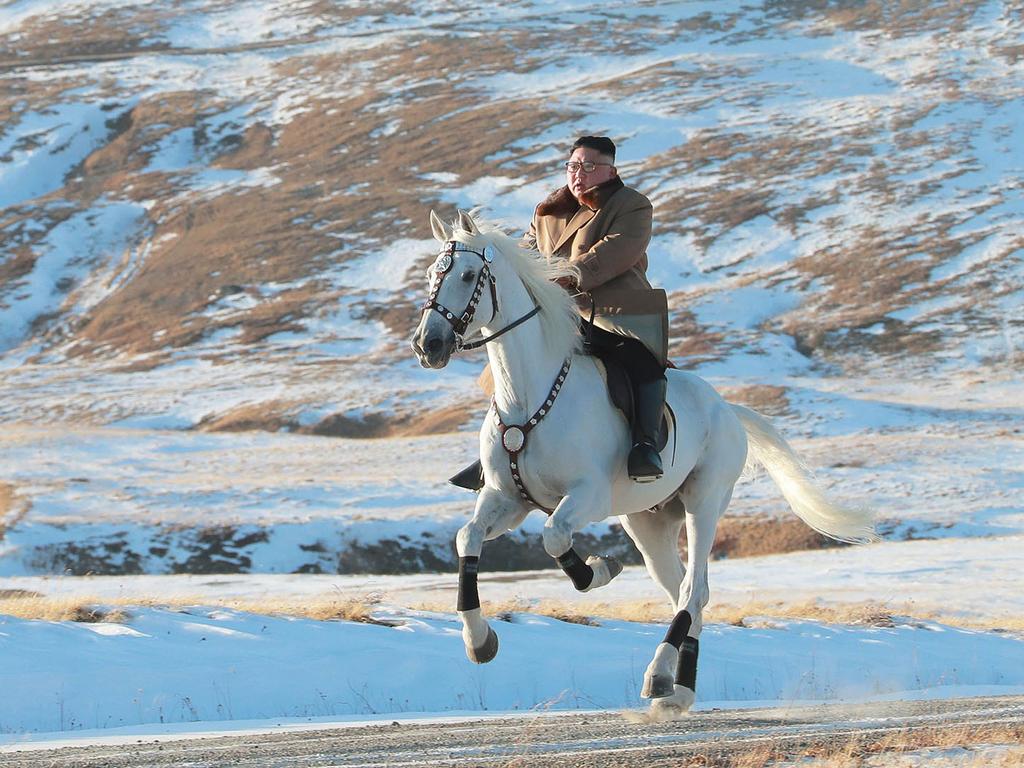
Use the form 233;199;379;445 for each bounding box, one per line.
628;441;663;483
449;459;485;491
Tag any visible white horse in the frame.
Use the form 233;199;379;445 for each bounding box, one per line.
411;210;876;718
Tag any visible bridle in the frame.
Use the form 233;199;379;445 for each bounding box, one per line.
421;239;570;511
421;240;540;351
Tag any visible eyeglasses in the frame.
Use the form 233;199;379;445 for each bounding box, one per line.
564;161;613;174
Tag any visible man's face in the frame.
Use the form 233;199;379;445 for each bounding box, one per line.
566;146;617;200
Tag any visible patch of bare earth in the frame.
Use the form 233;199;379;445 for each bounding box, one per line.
708;515;839;559
0;482;30;540
195;402;476;437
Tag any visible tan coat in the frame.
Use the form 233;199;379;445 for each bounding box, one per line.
527;178;668;366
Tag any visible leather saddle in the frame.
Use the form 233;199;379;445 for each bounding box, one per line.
594;348;671;454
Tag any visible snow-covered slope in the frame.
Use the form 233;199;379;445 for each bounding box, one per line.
2;0;1021;417
1;1;1021;574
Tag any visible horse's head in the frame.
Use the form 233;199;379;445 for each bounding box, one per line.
411;210;498;369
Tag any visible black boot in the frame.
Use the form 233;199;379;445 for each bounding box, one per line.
628;377;666;482
449;459;485;491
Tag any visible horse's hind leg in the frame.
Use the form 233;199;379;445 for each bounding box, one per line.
649;478;734;718
621;499;688;699
620;501;686;609
456;487;528;664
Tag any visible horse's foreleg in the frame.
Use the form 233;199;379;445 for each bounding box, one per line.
456;488;527;664
543;484;620;592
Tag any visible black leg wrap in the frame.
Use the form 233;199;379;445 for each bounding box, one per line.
663;609;692;649
555;548;593;591
675;637;699;690
457;556;480;612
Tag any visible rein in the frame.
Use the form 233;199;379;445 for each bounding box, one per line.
421;240;541;352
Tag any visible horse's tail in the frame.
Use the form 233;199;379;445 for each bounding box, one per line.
730;404;878;544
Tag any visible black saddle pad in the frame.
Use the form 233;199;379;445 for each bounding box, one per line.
595;351;670;453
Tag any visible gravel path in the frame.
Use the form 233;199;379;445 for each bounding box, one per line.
5;695;1023;767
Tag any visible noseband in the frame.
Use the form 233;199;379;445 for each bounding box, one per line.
421;240;540;351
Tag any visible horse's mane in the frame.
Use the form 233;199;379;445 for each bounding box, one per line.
450;216;583;360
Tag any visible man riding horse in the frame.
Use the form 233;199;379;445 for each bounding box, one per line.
451;135;668;487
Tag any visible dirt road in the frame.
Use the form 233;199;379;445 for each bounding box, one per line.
5;695;1024;767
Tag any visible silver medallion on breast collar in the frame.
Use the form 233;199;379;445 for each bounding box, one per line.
502;426;525;453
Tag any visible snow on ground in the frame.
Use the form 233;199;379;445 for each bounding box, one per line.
1;602;1023;744
2;534;1023;741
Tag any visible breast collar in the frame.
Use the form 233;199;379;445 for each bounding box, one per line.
491;357;571;513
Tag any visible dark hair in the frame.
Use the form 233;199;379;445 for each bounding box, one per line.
571;135;616;160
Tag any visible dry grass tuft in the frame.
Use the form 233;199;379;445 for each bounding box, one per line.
0;596;132;623
282;594;399;626
710;600;899;629
411;597;672;626
409;595;1024;636
707;599;1024;636
0;593;399;627
4;592;1022;639
482;597;599;625
0;482;31;539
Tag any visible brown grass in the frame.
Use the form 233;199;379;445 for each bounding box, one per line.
0;595;131;623
717;600;1024;635
193;400;477;437
300;403;476;438
4;592;1022;639
0;482;31;540
407;596;1024;637
0;592;398;626
710;599;900;628
719;385;791;418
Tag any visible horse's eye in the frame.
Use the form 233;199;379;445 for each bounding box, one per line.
461;269;475;283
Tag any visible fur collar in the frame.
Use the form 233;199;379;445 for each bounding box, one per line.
536;176;625;217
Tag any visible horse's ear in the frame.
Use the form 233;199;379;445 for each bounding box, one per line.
457;209;479;236
429;210;452;243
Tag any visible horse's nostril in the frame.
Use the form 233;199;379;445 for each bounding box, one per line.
425;336;443;354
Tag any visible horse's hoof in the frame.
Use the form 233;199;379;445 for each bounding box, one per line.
649;686;695;719
606;556;623;580
466;625;499;664
642;673;675;699
582;555;623;591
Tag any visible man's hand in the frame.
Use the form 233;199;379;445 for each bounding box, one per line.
554;275;578;291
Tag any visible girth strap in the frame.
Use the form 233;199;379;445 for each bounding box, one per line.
492;357;571;513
